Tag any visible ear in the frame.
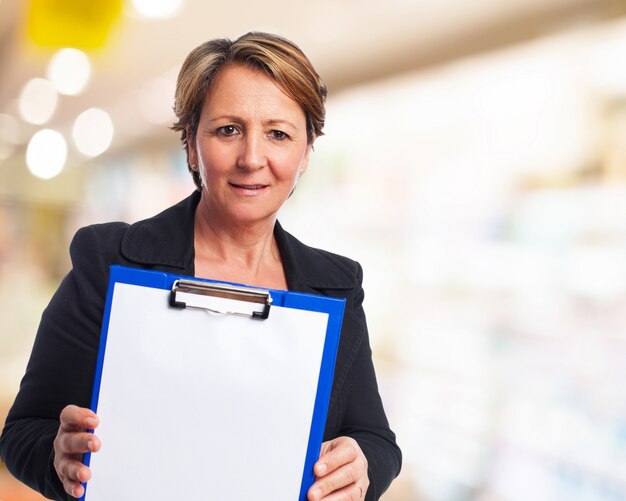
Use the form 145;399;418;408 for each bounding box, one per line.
299;143;312;177
186;127;198;169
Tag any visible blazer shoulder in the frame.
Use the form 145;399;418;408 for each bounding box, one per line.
70;221;131;261
305;244;362;281
276;224;362;291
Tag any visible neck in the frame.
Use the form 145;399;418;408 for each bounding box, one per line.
193;197;280;281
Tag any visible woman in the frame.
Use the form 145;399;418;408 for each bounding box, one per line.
0;32;401;500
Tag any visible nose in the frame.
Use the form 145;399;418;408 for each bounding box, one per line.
237;132;267;170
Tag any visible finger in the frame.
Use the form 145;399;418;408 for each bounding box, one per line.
309;463;360;500
60;405;99;432
311;483;365;501
72;482;86;499
58;431;101;455
61;458;92;483
318;440;334;457
57;457;91;497
62;477;85;499
315;438;358;477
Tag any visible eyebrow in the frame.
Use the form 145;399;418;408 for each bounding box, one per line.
207;115;298;129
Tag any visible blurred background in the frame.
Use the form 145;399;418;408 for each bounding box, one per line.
2;0;626;499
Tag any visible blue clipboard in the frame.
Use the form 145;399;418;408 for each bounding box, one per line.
80;265;345;501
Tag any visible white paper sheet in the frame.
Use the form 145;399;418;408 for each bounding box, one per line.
86;282;329;500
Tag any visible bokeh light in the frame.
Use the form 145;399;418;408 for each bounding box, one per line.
18;78;58;125
26;129;67;179
131;0;183;19
72;108;114;157
47;48;92;96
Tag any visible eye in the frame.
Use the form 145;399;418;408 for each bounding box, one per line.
217;125;238;137
270;130;288;141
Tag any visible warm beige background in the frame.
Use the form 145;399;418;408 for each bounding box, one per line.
2;1;626;500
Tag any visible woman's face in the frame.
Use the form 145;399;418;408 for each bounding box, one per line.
188;64;311;227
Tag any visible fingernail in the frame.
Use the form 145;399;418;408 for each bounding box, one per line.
312;487;322;500
85;418;97;428
87;440;94;451
317;463;327;475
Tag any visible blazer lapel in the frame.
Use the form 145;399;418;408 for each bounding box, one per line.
274;221;356;294
120;191;200;275
274;221;365;415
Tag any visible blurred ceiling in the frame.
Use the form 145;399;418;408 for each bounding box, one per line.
0;0;624;188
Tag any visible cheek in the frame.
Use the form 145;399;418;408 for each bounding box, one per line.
279;150;308;175
198;144;229;173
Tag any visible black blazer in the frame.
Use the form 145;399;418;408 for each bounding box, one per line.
0;191;401;500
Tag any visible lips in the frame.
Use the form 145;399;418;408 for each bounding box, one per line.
228;182;269;195
230;183;267;189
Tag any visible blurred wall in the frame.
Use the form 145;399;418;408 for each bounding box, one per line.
2;1;626;500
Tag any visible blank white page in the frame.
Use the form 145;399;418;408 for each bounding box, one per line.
86;282;329;500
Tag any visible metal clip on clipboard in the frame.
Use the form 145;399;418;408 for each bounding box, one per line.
169;279;272;319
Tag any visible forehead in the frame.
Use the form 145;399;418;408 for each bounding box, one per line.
202;64;306;122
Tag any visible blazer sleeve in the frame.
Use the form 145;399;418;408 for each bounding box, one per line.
0;226;111;501
338;263;402;500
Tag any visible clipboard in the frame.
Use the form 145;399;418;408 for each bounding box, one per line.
80;265;345;501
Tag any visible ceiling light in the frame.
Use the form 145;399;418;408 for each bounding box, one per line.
26;129;67;179
47;48;92;96
18;78;58;125
73;108;114;156
131;0;183;19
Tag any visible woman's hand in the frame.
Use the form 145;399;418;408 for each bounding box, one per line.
53;405;101;498
308;436;369;500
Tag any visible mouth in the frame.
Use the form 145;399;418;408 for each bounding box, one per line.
228;182;269;195
229;183;267;189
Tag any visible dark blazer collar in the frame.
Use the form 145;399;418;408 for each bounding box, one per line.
120;191;199;272
120;190;355;292
274;221;355;292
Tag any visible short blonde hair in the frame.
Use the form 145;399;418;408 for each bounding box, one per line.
172;32;327;189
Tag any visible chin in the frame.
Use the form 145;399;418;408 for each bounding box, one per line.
226;207;277;226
